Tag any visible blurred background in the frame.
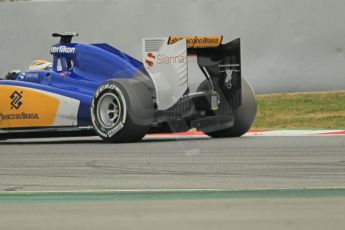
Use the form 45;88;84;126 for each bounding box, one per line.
1;3;345;230
1;0;345;94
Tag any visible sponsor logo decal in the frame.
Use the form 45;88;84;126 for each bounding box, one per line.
59;71;71;78
144;52;186;68
145;52;156;68
50;46;75;54
156;54;186;65
107;122;124;137
0;86;59;128
0;91;40;121
25;73;39;80
168;36;223;48
10;91;23;110
0;113;39;121
18;73;25;80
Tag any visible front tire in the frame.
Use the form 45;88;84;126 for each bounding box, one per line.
91;80;152;143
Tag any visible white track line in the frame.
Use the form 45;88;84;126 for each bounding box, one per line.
245;130;345;136
145;130;345;139
1;187;345;195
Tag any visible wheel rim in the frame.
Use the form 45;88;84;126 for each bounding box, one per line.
96;93;122;129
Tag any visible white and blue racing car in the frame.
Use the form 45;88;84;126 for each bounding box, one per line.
0;33;256;142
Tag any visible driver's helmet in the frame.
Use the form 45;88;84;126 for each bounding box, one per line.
29;60;52;71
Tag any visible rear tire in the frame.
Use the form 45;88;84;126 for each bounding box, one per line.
91;80;152;143
206;79;257;138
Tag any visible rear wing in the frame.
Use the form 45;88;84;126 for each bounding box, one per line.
143;36;241;110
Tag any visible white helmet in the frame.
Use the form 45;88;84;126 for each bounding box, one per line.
29;60;52;71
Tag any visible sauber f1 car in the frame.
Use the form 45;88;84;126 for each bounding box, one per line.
0;33;256;142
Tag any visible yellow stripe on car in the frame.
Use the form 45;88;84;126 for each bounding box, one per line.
0;86;59;128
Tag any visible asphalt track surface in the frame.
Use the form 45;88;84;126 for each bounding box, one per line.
0;135;345;229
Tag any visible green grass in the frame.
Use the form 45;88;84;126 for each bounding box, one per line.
252;91;345;129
